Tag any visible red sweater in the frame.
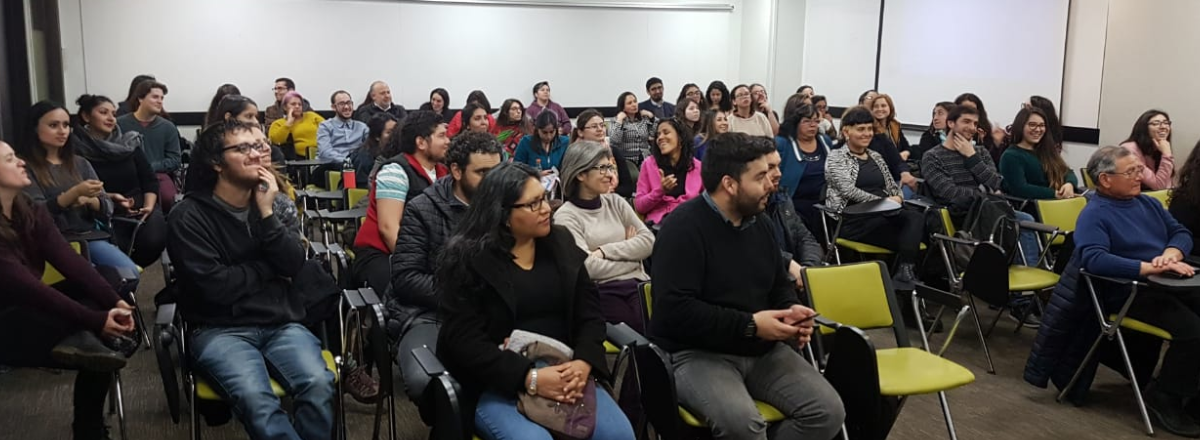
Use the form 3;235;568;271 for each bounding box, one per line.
1;202;121;332
446;111;500;138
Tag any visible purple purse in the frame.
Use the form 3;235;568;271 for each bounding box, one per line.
517;342;598;439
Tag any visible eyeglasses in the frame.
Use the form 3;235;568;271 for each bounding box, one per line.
686;90;701;97
1025;122;1047;130
509;191;550;212
222;141;270;155
272;86;288;92
1149;120;1172;127
734;92;751;99
334;101;354;107
589;164;618;175
585;123;606;131
800;119;820;126
1103;165;1145;179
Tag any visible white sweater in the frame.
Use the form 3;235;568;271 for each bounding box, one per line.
553;193;655;283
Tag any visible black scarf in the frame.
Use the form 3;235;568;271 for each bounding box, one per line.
656;154;688;197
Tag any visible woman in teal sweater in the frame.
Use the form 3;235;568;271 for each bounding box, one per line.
1000;107;1079;200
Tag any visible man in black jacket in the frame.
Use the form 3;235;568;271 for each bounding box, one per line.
764;149;824;287
388;131;502;402
168;121;334;440
650;133;844;439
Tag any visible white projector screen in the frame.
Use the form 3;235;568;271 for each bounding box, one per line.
876;0;1069;128
801;0;880;109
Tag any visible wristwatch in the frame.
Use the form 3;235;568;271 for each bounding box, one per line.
744;320;758;338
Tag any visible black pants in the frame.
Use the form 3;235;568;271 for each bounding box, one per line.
1127;286;1200;397
840;208;925;265
351;246;391;294
113;203;168;267
0;283;113;439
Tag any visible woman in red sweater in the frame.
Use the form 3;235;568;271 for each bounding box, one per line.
0;140;135;440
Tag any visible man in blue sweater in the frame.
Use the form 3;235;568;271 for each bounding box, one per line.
1076;145;1198;437
650;132;844;439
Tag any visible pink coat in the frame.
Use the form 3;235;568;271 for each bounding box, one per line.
635;155;703;224
1120;141;1175;190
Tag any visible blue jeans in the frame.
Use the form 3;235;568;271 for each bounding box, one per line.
1013;211;1041;266
191;323;335;440
87;240;140;278
475;385;634;440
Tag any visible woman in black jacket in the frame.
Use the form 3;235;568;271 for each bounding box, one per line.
436;163;635;439
74;94;166;266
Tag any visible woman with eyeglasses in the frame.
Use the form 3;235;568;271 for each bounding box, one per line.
572;109;634;197
677;83;702;106
1121;109;1176;190
555;140;654;331
727;84;774;138
495;99;530;158
635;119;701;224
776;104;835;231
268;90;325;159
750;83;781;135
514;111;569;173
1000;107;1079;200
436;162;635;440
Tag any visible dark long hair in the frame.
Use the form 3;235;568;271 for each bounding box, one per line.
1123;109;1171;169
779;104;817;142
1029;96;1062;147
496;99;525;127
76;94;115;128
676;83;699;103
465;90;492;113
705;81;732;112
122;74;155;110
616;92;642;120
1011;107;1070;187
460;102;490;134
212;95;258;127
20;101;79;187
930;101;956;134
652;119;695;173
1170;139;1200;209
363;113;398;158
674;96;701;134
426;88;450;115
204;83;241;127
435;162;540;298
570;109;604;143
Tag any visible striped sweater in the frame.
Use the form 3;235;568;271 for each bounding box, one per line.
824;147;901;215
921;144;1003;205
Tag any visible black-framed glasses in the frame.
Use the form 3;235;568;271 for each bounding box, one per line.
222;141;270;155
1149;120;1172;128
589;164;618;175
509;191;550;212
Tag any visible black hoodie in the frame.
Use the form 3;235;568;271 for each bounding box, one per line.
166;190;307;326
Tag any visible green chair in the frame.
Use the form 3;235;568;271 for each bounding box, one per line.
1145;189;1171;208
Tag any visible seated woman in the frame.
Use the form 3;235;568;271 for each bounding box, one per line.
211;94;283;163
1000;107;1080;200
1120;109;1176;191
677;83;701;106
349;114;398;190
727;84;774;137
202;83;240;128
824;107;924;289
610;91;658;167
554;140;654;332
703;80;732;113
693;110;729;160
514;111;569;173
449;93;498;138
19;101;140;279
418;88;453;122
495;99;530;158
0;139;136;440
635;119;702;225
776;104;835;234
73;94;167;267
913;101;955;167
870;94;912;161
436;163;635;440
571;109;633;197
674;96;702;135
268;91;325;159
527;81;572;135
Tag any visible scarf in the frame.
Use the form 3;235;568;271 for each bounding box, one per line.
72;125;142;163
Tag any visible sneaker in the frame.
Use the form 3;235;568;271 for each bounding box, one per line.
1007;298;1041;329
1147;386;1200;438
892;263;917;291
51;332;127;373
344;365;380;404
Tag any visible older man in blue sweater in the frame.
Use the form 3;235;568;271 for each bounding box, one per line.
1076;145;1198;437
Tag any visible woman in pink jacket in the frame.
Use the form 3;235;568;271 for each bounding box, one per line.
1120;109;1176;190
636;119;702;224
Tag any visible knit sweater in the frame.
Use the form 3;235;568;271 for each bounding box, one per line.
115;114;181;173
553;193;654;283
1076;193;1192;280
24;156;114;234
921;143;1003;205
269;111;326;157
728;111;773;138
999;146;1079;200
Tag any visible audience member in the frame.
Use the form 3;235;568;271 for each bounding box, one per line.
677;83;702;105
572;109;634;197
317;90;369;167
1120;109;1176;191
1028;95;1063;150
21;101;140;279
825;107;923;289
674;96;702;135
750;83;781;135
871;94;911;161
610;91;658;166
1000;107;1079;200
763;147;824;286
955;93;1002;163
264;77;312;126
352;111;449;294
389;130;501;401
639;77;675;119
704;80;732;112
812;95;837;138
354;80;407;123
1170;141;1200;255
650;132;845;439
74;94;166;267
213;95;287;164
636;119;701;224
202;83;241;128
526;81;571;135
494;98;530;157
115;80;181;211
436;163;635;440
0;139;136;440
514;111;569;173
418;88;453;121
170;120;335;440
914;101;955;165
797;85;814;98
1070;146;1197;436
776;104;835;233
117;74;155;116
556;140;654;331
447;90;497;138
349;114;398;190
728;84;774;138
858;89;878;107
269;91;326;160
694;110;729;160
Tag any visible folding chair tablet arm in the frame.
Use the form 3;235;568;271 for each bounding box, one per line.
413;346;470;440
153;302;183;423
606;322;650;348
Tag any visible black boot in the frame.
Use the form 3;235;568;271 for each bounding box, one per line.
892;263;917;291
52;332;126;373
1146;385;1200;438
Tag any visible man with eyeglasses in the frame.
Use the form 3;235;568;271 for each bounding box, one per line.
167;120;335;439
264;77;312;127
639;77;676;119
316;90;369;180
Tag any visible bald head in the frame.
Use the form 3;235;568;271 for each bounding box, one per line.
370;81;392;108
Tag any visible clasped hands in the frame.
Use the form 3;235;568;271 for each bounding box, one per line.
753;304;818;348
528;359;592;404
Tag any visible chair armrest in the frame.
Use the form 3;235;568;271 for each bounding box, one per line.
1002;194;1030;210
413;346;446;377
1017;220;1059;235
606;322;649;349
1185;255;1200;267
814;315;841;330
930;233;979;247
1079;269;1137;286
914;282;963;308
903;198;937;211
155;303;177;326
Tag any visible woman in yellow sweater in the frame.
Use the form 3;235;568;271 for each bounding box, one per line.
269;91;325;159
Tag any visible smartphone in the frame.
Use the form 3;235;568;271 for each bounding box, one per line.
797;312;821;323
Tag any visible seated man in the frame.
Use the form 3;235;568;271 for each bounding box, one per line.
650;132;845;439
1075;146;1197;436
317;90;369;167
388;131;501;402
763;148;823;287
168;120;334;440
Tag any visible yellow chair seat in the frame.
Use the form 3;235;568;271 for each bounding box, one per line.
876;347;975;396
679;400;785;427
196;350;337;401
1008;266;1059;291
835;238;926;255
1115;315;1173;341
604;341;619;354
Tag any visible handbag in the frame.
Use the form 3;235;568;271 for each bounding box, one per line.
514;340;598;439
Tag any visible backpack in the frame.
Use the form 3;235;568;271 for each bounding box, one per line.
952;193;1019;269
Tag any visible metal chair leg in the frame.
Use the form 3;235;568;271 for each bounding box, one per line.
938;390;959;440
939;306;973;357
190;377;201;440
113;371;128;440
966;296;996;374
1056;334;1105;403
1116;330;1155;436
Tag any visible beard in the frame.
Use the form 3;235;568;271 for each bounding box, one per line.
733;189;768;218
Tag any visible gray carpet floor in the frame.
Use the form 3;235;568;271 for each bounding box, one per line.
0;263;1181;440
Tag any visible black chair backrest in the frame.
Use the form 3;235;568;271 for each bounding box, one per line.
632;343;684;439
962;241;1010;307
823;326;889;440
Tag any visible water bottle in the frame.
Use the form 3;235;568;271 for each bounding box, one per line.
342;158;357;189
